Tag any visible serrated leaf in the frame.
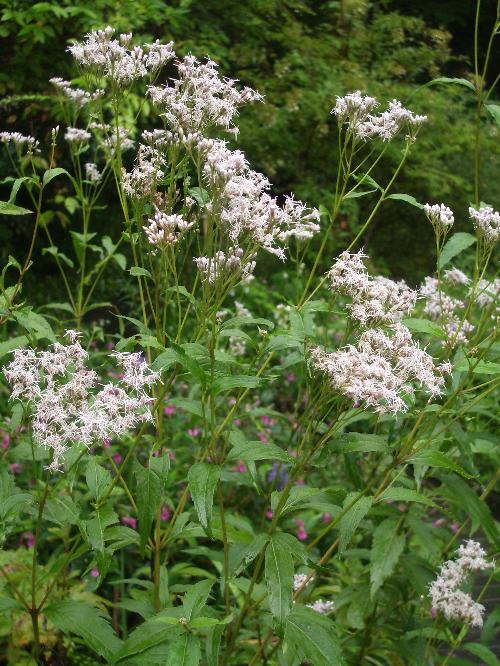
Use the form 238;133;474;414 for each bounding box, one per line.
0;200;33;215
386;193;423;208
0;335;28;360
44;600;121;661
166;633;200;666
14;308;56;341
284;604;344;666
378;487;436;507
0;595;23;612
438;232;476;269
187;463;221;537
227;437;293;464
229;534;268;576
43;167;70;185
210;375;262;395
403;318;445;339
339;494;373;554
408;450;473;478
129;266;153;279
135;454;169;553
86;459;111;501
370;518;405;597
454;359;500;375
86;504;118;552
182;579;214;620
331;432;389;454
111;617;182;663
441;476;498;546
265;534;294;629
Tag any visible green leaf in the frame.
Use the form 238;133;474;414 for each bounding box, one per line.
339;494;373;554
403;318;445;339
206;625;224;666
454;359;500;375
210;375;262;395
44;495;81;525
129;266;153;279
408;450;473;479
485;104;500;128
43;167;70;185
135;454;169;553
0;200;33;215
0;335;28;360
227;437;293;464
86;504;118;552
370;518;405;597
166;633;200;666
229;534;268;576
278;486;325;516
284;604;344;666
14;308;55;341
378;487;436;507
265;534;294;629
189;186;210;207
111;617;182;663
386;193;423;208
86;459;111;501
441;476;498;546
0;595;23;613
438;232;476;269
427;76;476;92
344;188;378;200
42;245;74;268
182;579;214;620
463;642;500;666
187;463;221;537
44;600;121;661
331;432;389;454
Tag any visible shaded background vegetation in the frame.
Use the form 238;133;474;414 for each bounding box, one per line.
0;0;499;303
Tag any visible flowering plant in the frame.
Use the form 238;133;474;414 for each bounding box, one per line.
0;16;498;666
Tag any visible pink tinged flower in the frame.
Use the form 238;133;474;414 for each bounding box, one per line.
266;510;273;520
322;512;331;523
295;478;305;486
430;607;437;619
295;519;308;541
90;568;99;579
105;342;114;350
285;373;296;383
235;461;246;473
9;463;22;474
450;522;460;534
257;432;268;443
168;450;176;460
102;437;112;449
1;432;10;449
233;418;241;426
161;506;170;521
187;428;200;437
113;453;122;465
433;519;444;528
121;516;137;529
260;415;271;426
164;405;175;416
19;532;35;548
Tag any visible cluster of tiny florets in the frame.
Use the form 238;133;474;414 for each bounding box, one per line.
443;268;469;286
307;599;335;615
49;77;102;107
332;92;426;141
68;26;174;86
429;540;493;628
194;247;256;284
122;145;165;198
84;162;102;184
65;127;91;144
420;276;474;345
143;206;196;248
328;250;417;326
0;132;39;152
469;206;500;245
424;203;455;236
3;332;158;472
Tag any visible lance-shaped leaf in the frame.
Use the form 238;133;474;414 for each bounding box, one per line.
338;493;373;554
86;459;111;502
134;453;170;552
370;518;405;597
265;534;294;629
438;232;476;269
166;633;201;666
284;604;344;666
188;463;221;537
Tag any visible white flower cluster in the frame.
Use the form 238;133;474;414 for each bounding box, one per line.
476;278;500;309
143;206;196;248
194;247;256;284
65;127;91;143
293;573;312;591
429;540;493;628
200;139;320;260
421;276;474;345
68;26;174;86
424;203;455;236
3;332;158;472
0;132;39;152
311;323;446;414
148;54;262;138
122;145;165;198
328;251;417;327
469;206;500;245
84;162;102;184
49;77;102;108
443;268;469;286
332;92;426;141
307;599;335;615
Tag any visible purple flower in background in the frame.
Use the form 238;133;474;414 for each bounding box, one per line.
122;516;137;529
295;519;308;541
257;431;268;443
161;506;170;521
188;428;201;437
164;405;175;416
9;463;22;474
267;463;288;490
90;568;99;578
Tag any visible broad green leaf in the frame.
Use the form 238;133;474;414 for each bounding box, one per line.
166;633;200;666
205;625;224;666
43;167;70;185
331;432;389;454
44;495;80;525
408;450;473;479
86;504;118;552
277;486;325;516
265;534;294;629
86;459;111;501
182;579;214;620
339;493;373;554
438;232;476;269
135;454;169;553
44;600;121;661
284;604;344;666
370;518;405;597
378;487;436;507
229;534;268;576
187;463;221;536
463;642;500;666
0;595;23;612
42;245;74;268
0;335;28;360
111;617;182;663
441;476;498;546
14;308;55;341
386;193;423;208
8;176;32;204
129;266;153;279
454;358;500;375
210;375;262;395
189;186;210;207
227;438;293;464
403;317;445;339
344;188;378;200
0;200;33;215
427;76;476;92
486;104;500;128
